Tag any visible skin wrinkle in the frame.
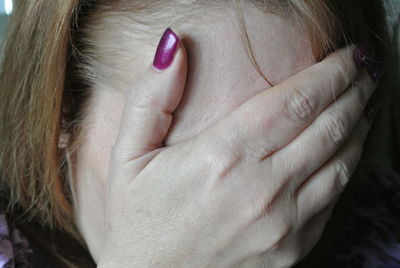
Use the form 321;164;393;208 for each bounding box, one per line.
71;1;318;262
0;0;387;266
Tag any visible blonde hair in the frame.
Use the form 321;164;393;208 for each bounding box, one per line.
0;0;388;267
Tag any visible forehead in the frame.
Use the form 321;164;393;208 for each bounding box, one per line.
83;2;315;90
82;2;316;144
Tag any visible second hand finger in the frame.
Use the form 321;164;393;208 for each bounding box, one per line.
295;115;373;223
272;69;376;189
197;45;359;162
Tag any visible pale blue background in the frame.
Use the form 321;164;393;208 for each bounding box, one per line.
0;0;7;14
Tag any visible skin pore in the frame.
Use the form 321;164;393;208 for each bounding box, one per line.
68;2;317;262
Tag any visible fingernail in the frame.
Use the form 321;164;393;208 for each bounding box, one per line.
153;28;179;71
365;58;386;82
353;42;373;69
353;42;386;81
363;93;381;123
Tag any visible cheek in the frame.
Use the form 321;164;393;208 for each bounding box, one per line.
72;89;126;257
79;90;126;181
74;88;126;211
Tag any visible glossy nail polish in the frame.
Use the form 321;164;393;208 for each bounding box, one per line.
365;58;386;82
153;28;179;71
354;42;386;81
353;42;372;69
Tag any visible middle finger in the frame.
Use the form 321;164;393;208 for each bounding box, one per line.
272;69;376;191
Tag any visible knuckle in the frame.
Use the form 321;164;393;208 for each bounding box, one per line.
260;223;291;254
208;130;240;162
286;84;317;123
252;192;275;219
195;130;240;187
324;112;348;145
244;138;278;162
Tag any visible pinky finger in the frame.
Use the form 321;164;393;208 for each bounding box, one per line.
295;116;371;223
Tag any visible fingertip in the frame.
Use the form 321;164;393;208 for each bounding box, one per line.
173;40;188;77
113;30;189;164
318;44;360;87
150;42;187;100
152;28;187;73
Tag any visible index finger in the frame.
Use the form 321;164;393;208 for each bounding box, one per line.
200;44;360;161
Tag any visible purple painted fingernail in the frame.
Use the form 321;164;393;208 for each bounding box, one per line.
354;42;386;81
366;59;386;82
153;28;179;71
353;42;372;69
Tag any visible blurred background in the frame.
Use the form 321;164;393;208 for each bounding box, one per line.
0;0;11;44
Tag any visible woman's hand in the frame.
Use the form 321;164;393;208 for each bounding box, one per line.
97;29;378;268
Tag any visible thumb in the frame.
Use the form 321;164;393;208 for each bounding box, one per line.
112;28;187;165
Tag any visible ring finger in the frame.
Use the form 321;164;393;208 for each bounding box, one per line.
271;69;376;190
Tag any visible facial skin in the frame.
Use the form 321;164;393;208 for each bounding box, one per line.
67;2;316;262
